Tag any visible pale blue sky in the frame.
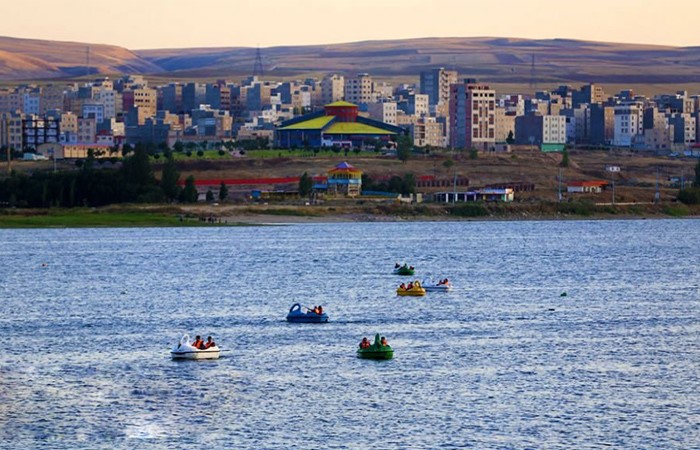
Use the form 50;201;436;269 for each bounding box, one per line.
3;0;698;49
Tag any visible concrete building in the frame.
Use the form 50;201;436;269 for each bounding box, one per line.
666;112;696;146
573;83;606;108
321;75;345;105
344;73;377;105
0;112;24;150
405;93;429;117
161;83;183;113
182;83;207;112
613;104;643;147
22;115;60;150
494;107;515;143
590;104;615;146
562;106;590;144
123;88;157;119
515;113;567;148
407;116;444;148
449;80;496;151
23;92;41;115
40;85;67;115
77;117;97;144
420;68;458;106
93;88;118;119
367;101;397;125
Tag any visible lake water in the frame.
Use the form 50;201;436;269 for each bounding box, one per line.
0;220;699;449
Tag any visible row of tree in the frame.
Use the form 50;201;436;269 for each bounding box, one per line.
0;146;217;208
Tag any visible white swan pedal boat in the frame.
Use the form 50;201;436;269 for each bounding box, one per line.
171;334;220;360
422;280;453;292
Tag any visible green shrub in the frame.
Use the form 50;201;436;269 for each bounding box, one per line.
677;188;700;205
449;203;489;217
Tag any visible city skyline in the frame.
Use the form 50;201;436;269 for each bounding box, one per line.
2;0;699;50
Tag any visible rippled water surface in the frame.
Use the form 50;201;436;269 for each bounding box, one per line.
1;220;699;449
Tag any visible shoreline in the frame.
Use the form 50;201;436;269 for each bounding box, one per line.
1;203;698;228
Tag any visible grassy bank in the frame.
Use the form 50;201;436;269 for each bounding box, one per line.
0;208;243;228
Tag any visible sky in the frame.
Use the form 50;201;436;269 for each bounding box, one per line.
3;0;699;49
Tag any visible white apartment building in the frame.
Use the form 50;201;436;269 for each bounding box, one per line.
542;115;567;144
613;104;643;147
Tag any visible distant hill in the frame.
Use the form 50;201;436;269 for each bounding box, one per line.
2;35;700;85
0;36;160;80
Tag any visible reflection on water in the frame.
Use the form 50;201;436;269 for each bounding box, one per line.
1;220;699;449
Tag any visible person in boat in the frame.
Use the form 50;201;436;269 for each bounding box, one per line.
316;305;324;315
191;335;204;349
399;283;406;290
380;336;388;346
359;337;371;349
443;278;449;285
204;336;216;349
409;266;414;270
407;282;413;290
395;263;400;268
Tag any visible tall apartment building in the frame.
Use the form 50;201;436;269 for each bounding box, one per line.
40;85;67;115
0;112;24;150
667;112;696;145
122;88;157;122
344;73;377;105
515;113;567;146
77;117;97;144
161;83;183;113
321;75;344;105
449;80;496;151
590;104;615;146
23;115;60;150
573;83;606;108
182;83;207;112
613;104;643;147
420;68;458;106
494;107;515;143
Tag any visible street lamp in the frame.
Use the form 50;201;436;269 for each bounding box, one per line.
606;165;620;205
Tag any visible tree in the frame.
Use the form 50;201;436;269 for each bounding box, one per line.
694;158;700;188
561;149;570;168
218;182;228;202
397;135;412;162
506;130;515;144
179;175;198;203
402;173;416;195
443;159;455;172
206;189;214;202
298;172;313;198
469;148;478;160
173;141;184;153
160;153;181;202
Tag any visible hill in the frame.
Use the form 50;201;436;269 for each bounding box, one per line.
2;35;700;88
0;35;160;80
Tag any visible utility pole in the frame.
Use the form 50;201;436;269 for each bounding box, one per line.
558;167;563;202
654;167;660;204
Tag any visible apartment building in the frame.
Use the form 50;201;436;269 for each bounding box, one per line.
367;101;397;125
449;80;496;151
420;68;458;107
494;107;515;143
613;104;643;147
0;112;24;150
321;74;345;105
23;115;60;149
515;113;567;146
344;73;377;105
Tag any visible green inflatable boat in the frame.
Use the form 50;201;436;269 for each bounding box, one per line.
357;333;394;360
